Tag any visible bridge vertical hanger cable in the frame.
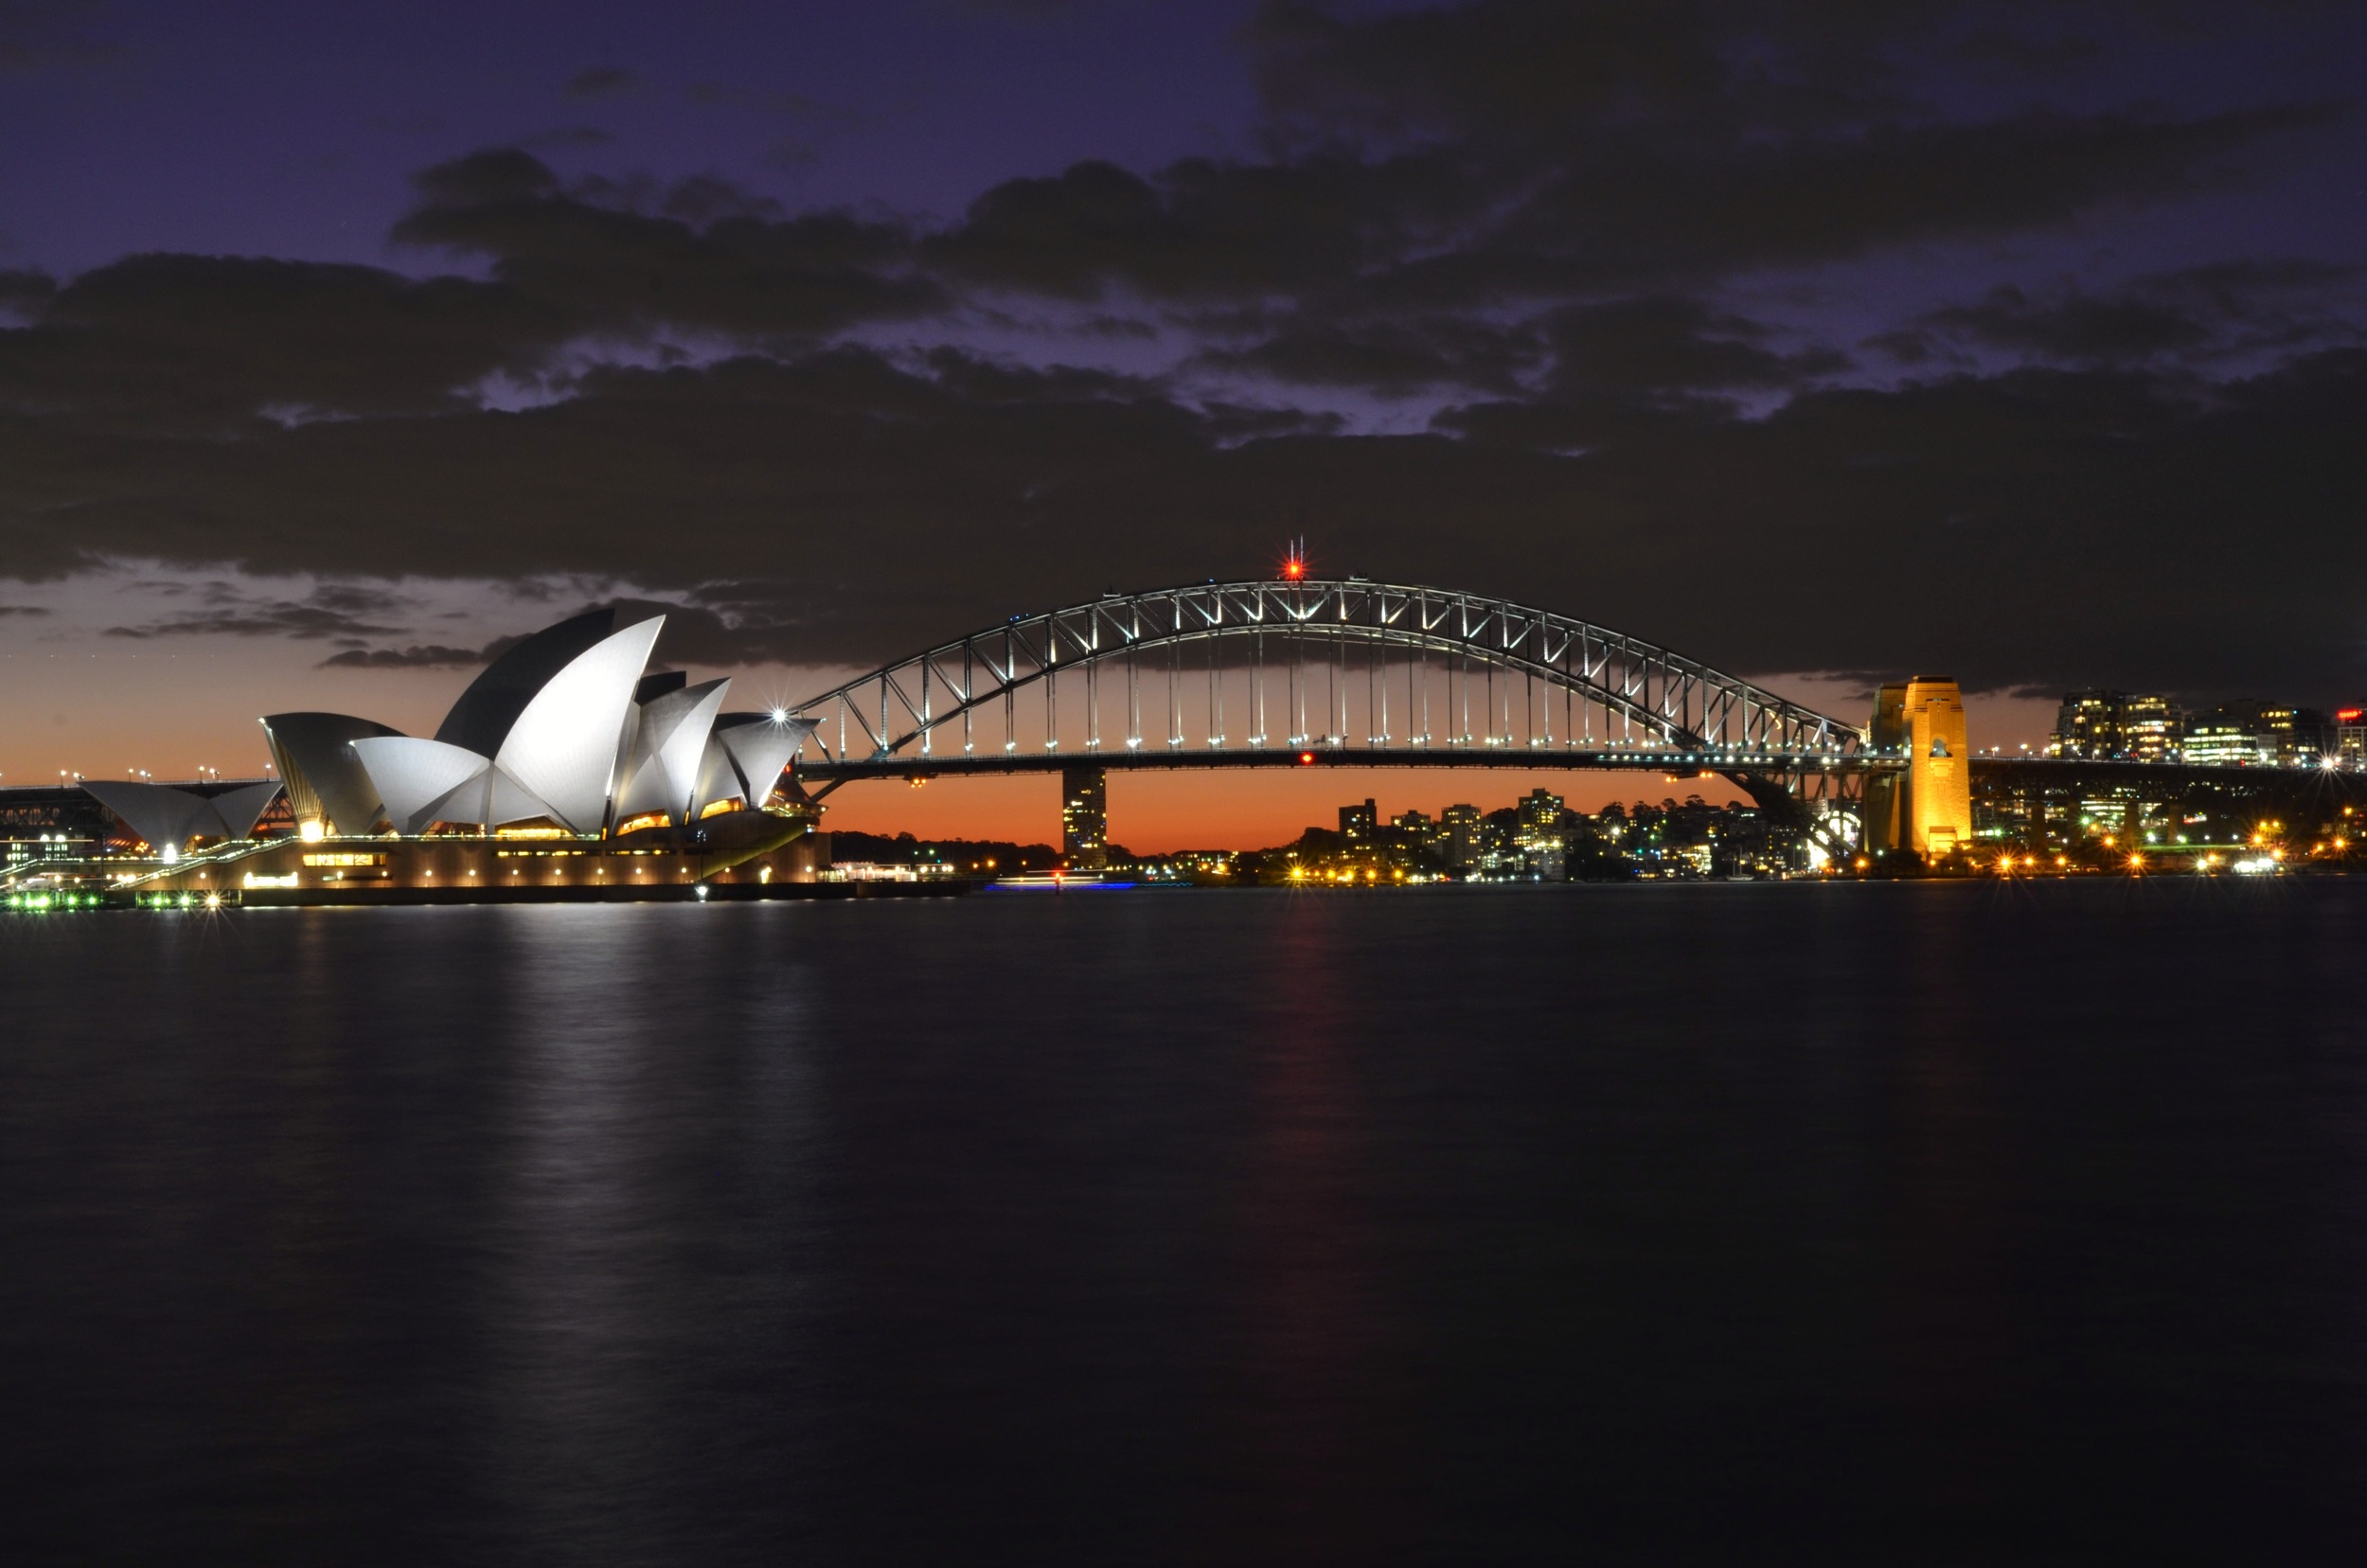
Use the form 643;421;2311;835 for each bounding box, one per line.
1252;622;1264;747
1208;619;1221;746
1417;633;1429;745
1289;604;1302;746
1460;644;1471;747
1332;592;1345;746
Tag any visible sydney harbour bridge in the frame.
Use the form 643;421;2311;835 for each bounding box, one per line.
780;576;2340;865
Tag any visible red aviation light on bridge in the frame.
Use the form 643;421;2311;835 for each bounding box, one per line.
1279;536;1310;581
1298;751;1316;765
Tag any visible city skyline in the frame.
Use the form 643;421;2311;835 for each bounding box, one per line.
12;571;2362;855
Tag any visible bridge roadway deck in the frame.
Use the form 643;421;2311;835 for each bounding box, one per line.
795;746;1884;785
794;750;2339;789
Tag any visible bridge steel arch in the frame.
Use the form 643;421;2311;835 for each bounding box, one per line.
790;579;1868;782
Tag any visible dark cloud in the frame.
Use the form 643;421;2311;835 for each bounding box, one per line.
1248;1;2305;146
7;338;2365;704
563;66;637;100
1191;295;1843;403
0;155;943;433
321;597;806;669
1916;284;2210;363
925;154;1457;301
0;0;123;71
909;1;2330;328
1198;401;1346;443
409;148;559;207
918;346;1163;405
394;151;940;338
0;252;568;428
1894;261;2364;365
0;602;51;616
521;126;615;151
1953;27;2107;76
1546;297;1848;398
317;643;488;669
0;268;54;305
107;595;408;642
1188;311;1536;396
1228;0;2331;297
1480;105;2325;292
608;598;798;667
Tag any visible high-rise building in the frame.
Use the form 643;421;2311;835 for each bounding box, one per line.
2119;694;2179;762
2181;710;2268;765
2048;690;2179;760
1514;788;1567;879
1339;798;1377;844
2340;707;2364;764
2049;691;2122;758
1060;765;1108;869
2258;704;2301;762
1515;788;1563;843
2183;704;2292;766
1386;809;1436;863
1440;804;1482;873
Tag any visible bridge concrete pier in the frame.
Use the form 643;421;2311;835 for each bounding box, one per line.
1061;765;1108;870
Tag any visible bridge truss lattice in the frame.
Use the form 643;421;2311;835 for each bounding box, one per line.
791;580;1866;780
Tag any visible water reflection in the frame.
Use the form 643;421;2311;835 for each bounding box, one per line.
8;886;2367;1560
481;908;823;1559
1884;894;2016;1522
1221;901;1407;1559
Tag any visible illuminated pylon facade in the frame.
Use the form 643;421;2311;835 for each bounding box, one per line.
1864;676;1971;859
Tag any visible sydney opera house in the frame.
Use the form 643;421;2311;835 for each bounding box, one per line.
46;608;826;903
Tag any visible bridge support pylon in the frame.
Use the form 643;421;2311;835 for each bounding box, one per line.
1864;677;1971;859
1060;765;1108;871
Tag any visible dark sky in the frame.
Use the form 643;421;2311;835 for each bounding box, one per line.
5;0;2366;785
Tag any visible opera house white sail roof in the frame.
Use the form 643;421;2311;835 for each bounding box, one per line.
80;778;284;859
253;607;813;839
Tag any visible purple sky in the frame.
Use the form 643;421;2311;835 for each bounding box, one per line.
2;2;1266;275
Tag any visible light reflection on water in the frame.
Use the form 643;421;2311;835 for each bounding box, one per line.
3;883;2366;1563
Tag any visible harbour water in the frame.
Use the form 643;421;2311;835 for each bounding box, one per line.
6;882;2365;1562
